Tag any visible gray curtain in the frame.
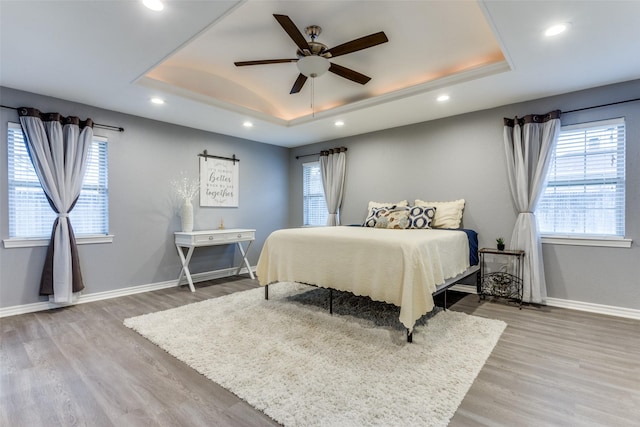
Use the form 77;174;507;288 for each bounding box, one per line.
503;110;561;303
18;107;93;304
320;147;347;226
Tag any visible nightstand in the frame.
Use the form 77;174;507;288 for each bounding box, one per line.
479;248;524;308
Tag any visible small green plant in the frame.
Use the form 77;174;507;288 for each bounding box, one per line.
496;237;504;245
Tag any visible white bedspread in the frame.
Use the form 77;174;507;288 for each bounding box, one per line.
256;226;470;331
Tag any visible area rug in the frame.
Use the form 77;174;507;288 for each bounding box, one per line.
124;283;506;427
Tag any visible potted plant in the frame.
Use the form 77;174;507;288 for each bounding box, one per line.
496;237;505;251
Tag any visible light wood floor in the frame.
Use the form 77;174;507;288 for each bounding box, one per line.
1;276;638;426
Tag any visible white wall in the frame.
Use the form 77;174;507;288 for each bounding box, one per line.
289;80;640;311
0;87;289;309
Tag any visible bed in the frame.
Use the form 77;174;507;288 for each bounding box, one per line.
256;225;479;341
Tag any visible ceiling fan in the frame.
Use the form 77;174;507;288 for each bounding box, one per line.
234;14;388;94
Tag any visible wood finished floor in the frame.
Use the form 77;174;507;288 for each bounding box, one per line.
1;276;639;427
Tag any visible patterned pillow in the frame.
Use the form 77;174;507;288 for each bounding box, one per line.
363;207;409;229
363;206;386;227
407;205;436;229
374;208;410;229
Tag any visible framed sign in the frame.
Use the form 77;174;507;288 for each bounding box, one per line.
199;157;239;207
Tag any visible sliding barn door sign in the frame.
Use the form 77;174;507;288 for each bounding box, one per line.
198;150;239;207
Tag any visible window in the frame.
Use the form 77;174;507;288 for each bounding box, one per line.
7;122;109;240
537;118;625;239
302;161;327;226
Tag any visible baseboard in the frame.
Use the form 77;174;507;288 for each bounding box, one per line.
0;266;256;318
545;297;640;320
448;285;639;320
4;270;637;322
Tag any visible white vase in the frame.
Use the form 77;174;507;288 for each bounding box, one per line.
181;198;194;232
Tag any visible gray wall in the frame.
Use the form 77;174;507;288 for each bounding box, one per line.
289;80;640;310
0;87;289;309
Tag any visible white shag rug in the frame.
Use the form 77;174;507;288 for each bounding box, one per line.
124;283;506;427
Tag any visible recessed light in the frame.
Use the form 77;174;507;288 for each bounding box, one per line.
437;95;450;102
545;23;568;37
243;121;253;128
150;97;165;105
143;0;164;11
334;120;345;127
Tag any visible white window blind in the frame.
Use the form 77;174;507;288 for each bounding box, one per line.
537;118;625;237
8;122;109;238
302;161;328;226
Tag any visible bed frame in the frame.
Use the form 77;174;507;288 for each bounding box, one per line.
264;264;480;343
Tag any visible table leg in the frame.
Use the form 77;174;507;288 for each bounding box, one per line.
176;245;196;292
235;240;255;279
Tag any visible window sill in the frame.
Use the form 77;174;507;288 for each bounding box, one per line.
541;236;632;248
3;234;114;249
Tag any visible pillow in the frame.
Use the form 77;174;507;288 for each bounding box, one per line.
374;208;410;229
363;206;409;229
363;207;383;227
407;205;437;229
414;199;465;228
367;200;408;210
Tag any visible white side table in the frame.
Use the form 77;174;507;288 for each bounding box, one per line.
174;229;256;292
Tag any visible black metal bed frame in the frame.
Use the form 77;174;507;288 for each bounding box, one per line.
263;266;481;343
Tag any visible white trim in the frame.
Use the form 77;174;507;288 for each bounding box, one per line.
3;235;114;248
449;286;639;320
0;266;256;318
541;236;632;248
4;266;636;322
546;297;640;320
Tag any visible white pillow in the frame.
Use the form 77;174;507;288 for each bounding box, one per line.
414;199;465;228
367;200;408;210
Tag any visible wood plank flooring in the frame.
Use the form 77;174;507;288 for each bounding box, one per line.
1;276;638;426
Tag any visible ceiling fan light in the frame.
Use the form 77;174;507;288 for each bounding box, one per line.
297;56;330;78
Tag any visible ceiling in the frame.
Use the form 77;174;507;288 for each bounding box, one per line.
1;1;639;148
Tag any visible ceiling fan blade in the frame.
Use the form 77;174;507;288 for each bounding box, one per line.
234;59;298;66
290;73;308;94
329;63;371;85
273;14;310;52
325;31;388;58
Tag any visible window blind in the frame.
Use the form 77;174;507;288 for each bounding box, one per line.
302;161;328;226
537;118;625;237
8;122;109;238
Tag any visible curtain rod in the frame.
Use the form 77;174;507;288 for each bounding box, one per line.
295;146;347;160
1;105;125;132
295;153;319;159
563;97;640;115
